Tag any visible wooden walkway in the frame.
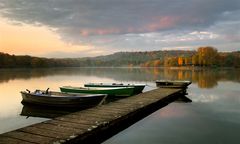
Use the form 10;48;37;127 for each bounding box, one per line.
0;88;184;144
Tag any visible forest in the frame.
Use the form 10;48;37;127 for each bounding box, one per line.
0;47;240;68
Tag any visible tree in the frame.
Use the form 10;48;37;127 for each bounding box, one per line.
164;57;178;66
178;57;184;66
153;60;161;67
197;46;218;66
184;57;192;65
192;54;199;66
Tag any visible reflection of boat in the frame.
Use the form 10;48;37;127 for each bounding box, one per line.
60;86;135;96
84;83;145;95
21;89;106;108
156;80;192;88
20;104;81;118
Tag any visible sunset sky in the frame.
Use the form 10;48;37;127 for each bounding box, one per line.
0;0;240;58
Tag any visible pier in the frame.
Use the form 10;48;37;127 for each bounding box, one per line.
0;88;185;144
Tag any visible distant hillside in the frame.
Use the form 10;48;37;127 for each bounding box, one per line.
0;50;195;68
92;50;196;66
0;48;239;68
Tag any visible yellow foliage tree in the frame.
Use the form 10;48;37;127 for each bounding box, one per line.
153;60;161;67
197;46;218;66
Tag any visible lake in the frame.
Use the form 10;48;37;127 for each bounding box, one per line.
0;67;240;144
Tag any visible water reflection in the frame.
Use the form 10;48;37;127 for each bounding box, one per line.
103;81;240;144
20;96;126;119
0;68;239;88
19;94;191;119
0;67;239;142
175;95;192;103
20;104;84;118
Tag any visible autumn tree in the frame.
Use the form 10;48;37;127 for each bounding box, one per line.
184;57;192;65
178;57;184;66
192;54;199;66
153;60;161;67
164;57;178;66
197;46;218;66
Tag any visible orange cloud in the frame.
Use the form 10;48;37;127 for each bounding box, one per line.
0;17;93;57
80;28;121;36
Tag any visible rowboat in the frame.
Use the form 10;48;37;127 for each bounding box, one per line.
21;89;106;108
156;80;192;88
84;83;146;95
60;86;135;97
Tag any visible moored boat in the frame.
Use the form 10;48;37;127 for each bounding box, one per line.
84;83;145;95
21;89;106;108
156;80;192;88
60;86;135;97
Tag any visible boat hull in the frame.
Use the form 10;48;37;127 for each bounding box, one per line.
21;91;106;108
156;80;192;88
60;86;135;97
84;83;145;95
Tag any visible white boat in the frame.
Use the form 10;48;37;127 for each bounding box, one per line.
21;89;107;108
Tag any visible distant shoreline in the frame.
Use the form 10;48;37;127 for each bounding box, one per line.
1;48;240;68
0;66;239;70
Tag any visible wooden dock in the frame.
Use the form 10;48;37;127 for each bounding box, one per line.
0;88;184;144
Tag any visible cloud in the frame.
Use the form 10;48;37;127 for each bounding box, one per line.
0;16;96;57
1;0;239;35
0;0;240;57
44;48;112;58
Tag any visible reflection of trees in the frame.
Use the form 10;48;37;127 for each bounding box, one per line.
194;69;218;88
0;68;240;88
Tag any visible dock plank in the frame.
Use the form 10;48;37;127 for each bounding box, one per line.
45;120;90;130
18;126;68;139
0;136;34;144
0;88;184;144
32;123;82;134
2;131;54;144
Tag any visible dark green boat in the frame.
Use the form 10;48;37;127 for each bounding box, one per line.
84;83;146;95
60;86;135;97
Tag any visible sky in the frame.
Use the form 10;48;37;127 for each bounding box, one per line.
0;0;240;58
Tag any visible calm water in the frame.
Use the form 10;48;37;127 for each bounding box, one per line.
0;68;240;144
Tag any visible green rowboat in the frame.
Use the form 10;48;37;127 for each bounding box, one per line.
60;86;135;97
84;83;145;95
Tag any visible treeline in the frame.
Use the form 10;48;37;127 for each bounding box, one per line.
0;50;195;68
0;47;240;68
0;53;96;68
92;50;195;67
140;47;240;68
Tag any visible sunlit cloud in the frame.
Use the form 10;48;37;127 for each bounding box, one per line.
0;17;97;58
162;46;193;51
80;28;121;36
